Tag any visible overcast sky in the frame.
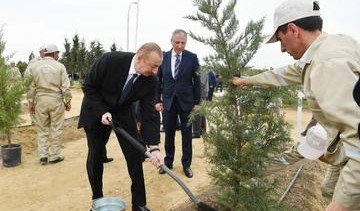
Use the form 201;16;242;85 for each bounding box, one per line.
1;0;359;69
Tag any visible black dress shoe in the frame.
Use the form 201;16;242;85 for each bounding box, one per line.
101;157;114;163
159;165;172;174
132;205;150;211
183;168;193;178
192;134;201;138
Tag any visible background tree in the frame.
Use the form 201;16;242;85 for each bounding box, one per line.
85;40;104;74
77;40;87;80
95;41;105;56
110;42;117;52
60;38;72;70
16;61;28;76
68;34;81;84
28;51;35;62
186;0;291;210
61;35;102;82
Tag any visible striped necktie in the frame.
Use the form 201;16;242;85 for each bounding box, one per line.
174;54;181;79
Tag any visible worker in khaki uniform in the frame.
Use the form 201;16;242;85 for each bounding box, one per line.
26;45;47;125
9;62;21;78
231;0;360;210
25;44;72;165
28;45;46;65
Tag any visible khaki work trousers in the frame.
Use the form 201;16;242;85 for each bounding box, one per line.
34;96;65;161
332;159;360;210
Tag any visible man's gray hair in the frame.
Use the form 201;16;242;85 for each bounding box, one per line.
137;42;163;58
171;29;187;40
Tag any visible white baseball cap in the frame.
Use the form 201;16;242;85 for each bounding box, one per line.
44;44;59;54
297;124;327;160
266;0;321;43
39;45;46;52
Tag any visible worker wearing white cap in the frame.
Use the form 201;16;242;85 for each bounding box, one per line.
231;0;360;210
38;45;46;58
25;43;72;165
26;45;48;125
28;45;47;65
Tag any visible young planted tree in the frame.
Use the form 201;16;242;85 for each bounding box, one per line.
186;0;291;210
0;30;29;148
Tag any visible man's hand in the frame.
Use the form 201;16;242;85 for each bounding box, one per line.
28;102;35;114
326;202;349;211
230;76;250;87
65;101;71;111
101;112;112;125
148;145;163;168
155;102;163;112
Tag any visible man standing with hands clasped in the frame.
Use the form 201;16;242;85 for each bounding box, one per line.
78;43;163;211
25;44;72;165
156;29;201;178
231;0;360;210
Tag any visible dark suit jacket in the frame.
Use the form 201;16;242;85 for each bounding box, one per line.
156;50;200;111
78;51;160;144
208;71;217;88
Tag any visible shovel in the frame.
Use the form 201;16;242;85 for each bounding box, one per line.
110;122;217;211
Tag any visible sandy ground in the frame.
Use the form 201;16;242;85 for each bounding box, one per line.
0;88;326;211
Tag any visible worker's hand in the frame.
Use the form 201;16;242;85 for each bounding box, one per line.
155;103;163;112
148;145;163;169
230;76;250;87
101;112;112;125
29;102;35;114
65;101;71;111
326;202;349;211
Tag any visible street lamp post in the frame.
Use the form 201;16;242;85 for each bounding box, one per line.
134;0;140;50
126;1;138;51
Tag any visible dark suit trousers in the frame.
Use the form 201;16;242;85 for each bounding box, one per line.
193;115;206;136
84;122;146;206
163;97;193;169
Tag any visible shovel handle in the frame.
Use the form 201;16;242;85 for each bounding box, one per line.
115;127;147;155
112;125;200;205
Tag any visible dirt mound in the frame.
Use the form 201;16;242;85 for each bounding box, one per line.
7;116;85;154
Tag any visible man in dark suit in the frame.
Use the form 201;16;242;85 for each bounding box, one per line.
208;70;217;101
78;42;163;211
156;29;200;178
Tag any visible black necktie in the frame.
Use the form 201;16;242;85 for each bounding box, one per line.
119;74;137;104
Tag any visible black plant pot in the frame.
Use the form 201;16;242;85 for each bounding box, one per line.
1;144;22;167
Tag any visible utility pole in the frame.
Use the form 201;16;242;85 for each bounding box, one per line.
126;1;138;51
